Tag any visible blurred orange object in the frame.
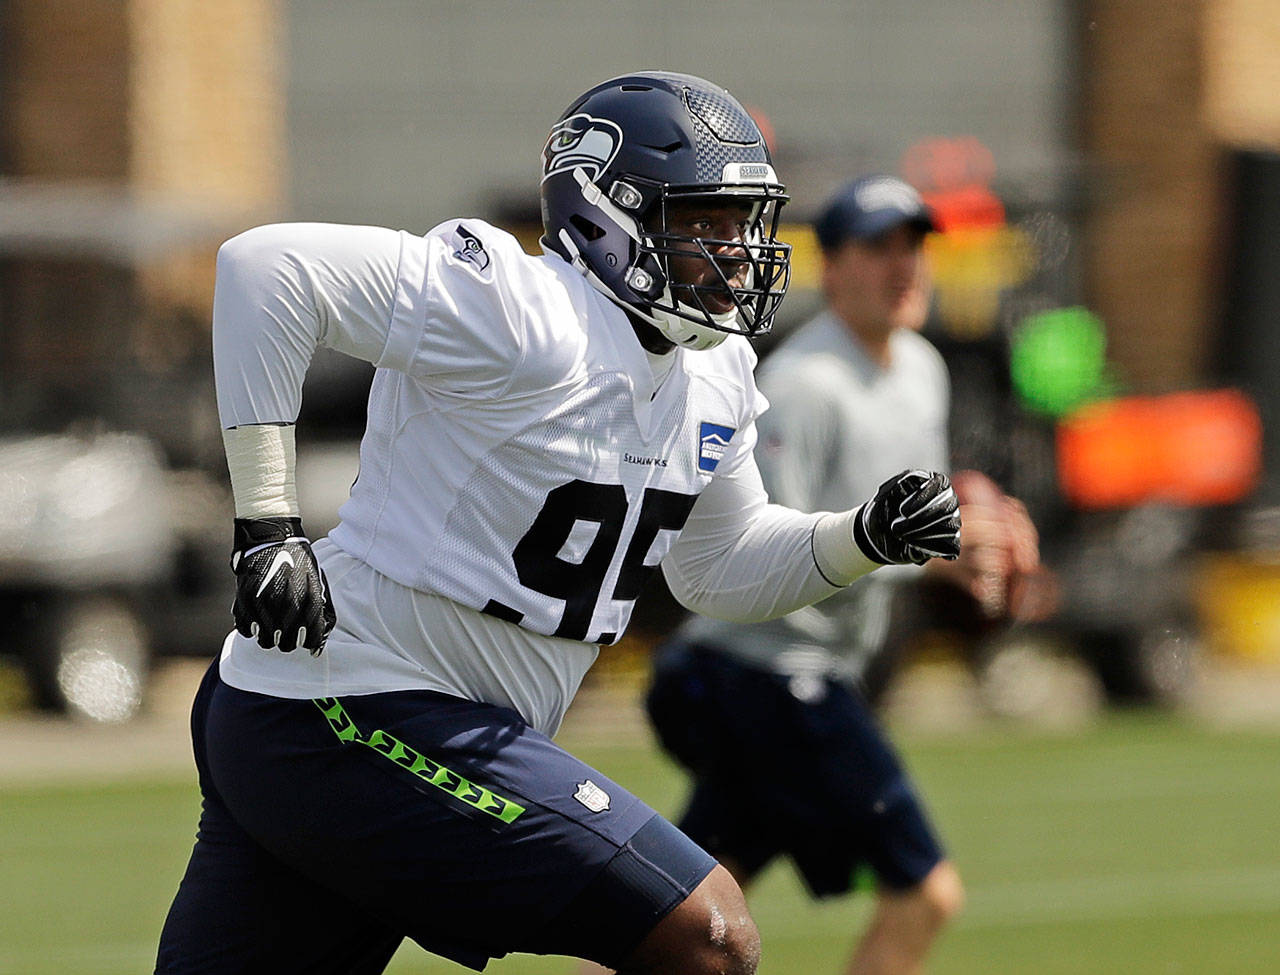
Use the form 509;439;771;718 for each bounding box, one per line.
921;185;1006;233
1056;389;1262;509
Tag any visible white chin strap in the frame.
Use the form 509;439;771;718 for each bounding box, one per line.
651;258;759;351
648;298;740;351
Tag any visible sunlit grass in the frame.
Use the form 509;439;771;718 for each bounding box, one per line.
2;711;1278;974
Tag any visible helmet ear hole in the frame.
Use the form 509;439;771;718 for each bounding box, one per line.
569;214;606;242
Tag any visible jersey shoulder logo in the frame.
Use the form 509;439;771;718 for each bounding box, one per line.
698;421;736;472
451;223;491;273
542;113;623;182
573;779;611;813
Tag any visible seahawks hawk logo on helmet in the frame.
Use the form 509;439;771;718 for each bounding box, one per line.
542;114;623;182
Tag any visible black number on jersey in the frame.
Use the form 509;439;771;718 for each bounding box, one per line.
505;479;697;641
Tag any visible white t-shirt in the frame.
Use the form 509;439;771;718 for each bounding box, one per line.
681;309;950;682
212;221;866;734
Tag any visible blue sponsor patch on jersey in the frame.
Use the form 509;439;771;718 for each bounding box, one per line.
698;422;735;472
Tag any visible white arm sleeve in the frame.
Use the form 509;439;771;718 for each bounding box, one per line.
213;223;409;428
662;453;878;623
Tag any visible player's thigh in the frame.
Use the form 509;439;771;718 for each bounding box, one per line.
647;646;809;872
202;675;715;969
156;789;402;974
676;775;783;883
792;682;947;894
647;641;806;789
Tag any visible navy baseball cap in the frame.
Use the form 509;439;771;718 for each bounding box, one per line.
813;175;937;251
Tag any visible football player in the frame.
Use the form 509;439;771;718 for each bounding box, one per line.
155;75;960;975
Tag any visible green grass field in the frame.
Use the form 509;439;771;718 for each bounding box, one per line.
2;710;1278;974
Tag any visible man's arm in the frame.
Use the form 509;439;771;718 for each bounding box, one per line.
213;223;406;653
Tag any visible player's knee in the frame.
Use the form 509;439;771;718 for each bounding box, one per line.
705;908;761;975
918;860;965;927
620;906;760;975
618;865;760;975
678;910;759;975
668;881;761;975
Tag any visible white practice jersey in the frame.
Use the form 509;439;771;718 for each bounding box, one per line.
213;220;850;734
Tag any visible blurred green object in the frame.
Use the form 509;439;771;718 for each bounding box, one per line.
1010;307;1108;417
3;712;1280;974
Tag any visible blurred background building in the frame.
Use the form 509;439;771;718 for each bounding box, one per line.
1;0;1278;720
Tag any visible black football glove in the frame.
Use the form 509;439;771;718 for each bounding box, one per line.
853;469;962;566
230;517;336;655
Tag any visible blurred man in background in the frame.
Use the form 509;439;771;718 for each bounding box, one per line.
646;175;1040;975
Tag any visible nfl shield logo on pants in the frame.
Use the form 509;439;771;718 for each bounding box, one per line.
573;779;611;813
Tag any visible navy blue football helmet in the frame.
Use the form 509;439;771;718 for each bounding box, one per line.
541;72;791;350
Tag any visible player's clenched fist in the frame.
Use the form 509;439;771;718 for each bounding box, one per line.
853;469;961;566
230;517;336;654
